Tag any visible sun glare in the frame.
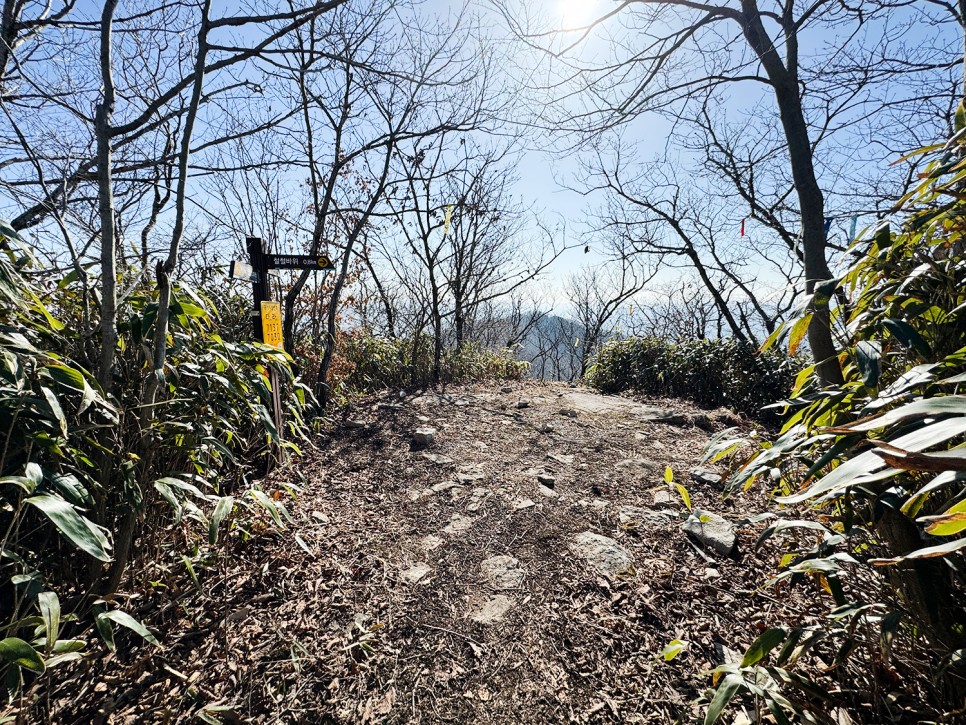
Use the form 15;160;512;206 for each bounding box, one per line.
557;0;597;29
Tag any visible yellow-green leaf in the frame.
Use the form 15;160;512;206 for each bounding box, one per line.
674;483;692;511
662;639;688;661
788;313;812;356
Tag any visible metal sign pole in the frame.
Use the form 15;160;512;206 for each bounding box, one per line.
246;237;270;340
245;237;284;442
233;240;336;446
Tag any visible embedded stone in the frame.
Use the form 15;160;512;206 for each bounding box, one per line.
691;467;724;488
469;595;513;624
443;514;476;534
570;532;634;576
480;555;525;589
401;563;431;584
412;427;437;446
682;510;737;556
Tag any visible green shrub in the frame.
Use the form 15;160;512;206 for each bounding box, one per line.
586;336;800;424
0;224;308;697
329;330;528;401
699;125;966;721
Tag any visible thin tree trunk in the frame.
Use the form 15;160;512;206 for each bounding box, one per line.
105;0;211;595
433;309;443;384
739;1;842;385
95;0;120;393
0;0;18;89
283;47;348;353
316;138;395;403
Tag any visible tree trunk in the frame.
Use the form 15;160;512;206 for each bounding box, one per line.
432;309;443;385
0;0;19;89
454;306;465;349
95;0;120;394
875;507;966;702
105;0;211;595
739;1;843;386
687;249;748;342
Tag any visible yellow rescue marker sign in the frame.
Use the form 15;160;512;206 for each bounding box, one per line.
260;301;284;350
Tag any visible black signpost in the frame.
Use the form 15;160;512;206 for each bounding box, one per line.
239;237;336;443
246;237;272;341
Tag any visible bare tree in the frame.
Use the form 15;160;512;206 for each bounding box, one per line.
379;134;563;383
260;1;504;401
585;138;797;344
624;277;728;341
2;1;347;389
499;0;963;385
566;255;653;378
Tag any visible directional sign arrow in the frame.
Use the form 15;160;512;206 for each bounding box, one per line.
265;254;335;271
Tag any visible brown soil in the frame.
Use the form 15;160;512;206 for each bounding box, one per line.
11;383;828;724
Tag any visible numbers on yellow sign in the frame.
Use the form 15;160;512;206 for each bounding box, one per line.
260;301;284;350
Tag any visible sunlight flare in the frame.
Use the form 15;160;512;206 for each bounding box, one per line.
557;0;598;29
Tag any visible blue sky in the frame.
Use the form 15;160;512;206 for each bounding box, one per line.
4;0;960;315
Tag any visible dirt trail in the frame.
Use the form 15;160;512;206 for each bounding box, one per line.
40;383;799;724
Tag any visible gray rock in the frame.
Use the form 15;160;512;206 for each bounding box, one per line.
501;386;514;394
536;473;556;488
704;567;721;580
412;427;437;446
691;467;724;488
467;487;490;512
480;555;525;589
636;407;688;425
537;484;557;498
431;480;460;493
618;505;673;527
516;399;531;409
419;535;443;551
614;458;660;478
469;595;513;624
693;413;714;430
570;531;634;576
422;452;454;465
682;510;737;556
512;497;536;511
345;419;367;429
558;391;635;415
547;453;574;465
538;423;555;434
558;408;579;418
714;642;742;667
401;563;432;584
443;514;476;534
652;489;676;508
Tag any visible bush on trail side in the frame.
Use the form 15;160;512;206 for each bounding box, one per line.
697;125;966;722
327;329;528;402
586;336;800;425
0;224;309;700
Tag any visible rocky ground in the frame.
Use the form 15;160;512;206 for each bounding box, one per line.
17;382;830;724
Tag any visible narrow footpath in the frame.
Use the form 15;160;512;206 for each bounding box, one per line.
47;383;806;724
